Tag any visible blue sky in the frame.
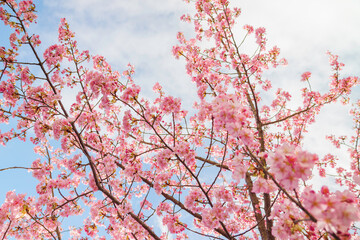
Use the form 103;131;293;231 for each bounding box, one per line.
1;0;360;238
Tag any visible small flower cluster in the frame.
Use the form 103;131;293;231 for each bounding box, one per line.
252;177;277;194
159;96;181;115
162;214;185;234
43;44;65;68
267;144;318;189
228;154;248;183
271;199;306;239
302;186;359;236
199;94;253;144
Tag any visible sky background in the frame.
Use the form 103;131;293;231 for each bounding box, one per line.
1;0;360;238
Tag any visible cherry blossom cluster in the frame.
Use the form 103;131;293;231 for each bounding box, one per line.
302;187;359;237
198;94;253;144
267;143;318;190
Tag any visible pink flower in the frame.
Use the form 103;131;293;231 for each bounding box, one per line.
230;155;248;183
156;202;171;216
159;96;181;114
353;173;360;185
268;144;318;190
185;189;205;212
302;188;360;234
163;214;185;234
243;24;254;34
121;84;141;102
252;177;277;193
255;27;266;49
201;208;220;229
84;219;98;237
43;44;65;68
301;72;311;81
